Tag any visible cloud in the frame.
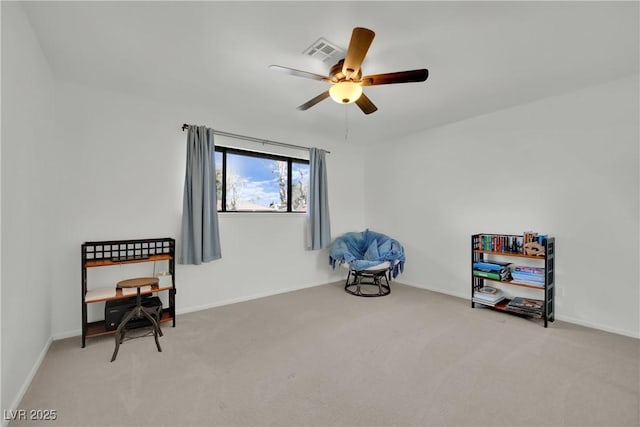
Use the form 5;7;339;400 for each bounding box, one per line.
238;178;282;206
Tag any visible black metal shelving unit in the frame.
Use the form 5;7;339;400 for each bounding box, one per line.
80;237;176;347
471;234;555;327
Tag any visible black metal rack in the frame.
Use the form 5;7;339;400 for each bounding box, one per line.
81;237;176;347
471;234;555;327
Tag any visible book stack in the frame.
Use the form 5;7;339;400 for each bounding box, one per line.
506;297;543;317
479;234;523;253
477;233;547;254
473;286;505;306
511;266;545;287
472;260;512;281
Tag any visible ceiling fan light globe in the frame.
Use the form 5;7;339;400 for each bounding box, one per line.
329;81;363;104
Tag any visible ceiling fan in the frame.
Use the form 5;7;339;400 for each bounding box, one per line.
269;27;429;115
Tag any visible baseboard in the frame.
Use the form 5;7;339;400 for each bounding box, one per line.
2;337;53;427
399;282;640;339
52;329;81;340
398;280;469;300
52;279;640;342
52;280;337;340
175;280;333;316
553;314;639;339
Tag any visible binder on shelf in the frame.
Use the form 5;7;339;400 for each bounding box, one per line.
473;269;510;281
472;261;512;272
473;270;502;280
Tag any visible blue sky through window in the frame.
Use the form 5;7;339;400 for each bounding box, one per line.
214;150;308;212
227;153;286;210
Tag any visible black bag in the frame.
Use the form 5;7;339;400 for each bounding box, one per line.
105;296;162;331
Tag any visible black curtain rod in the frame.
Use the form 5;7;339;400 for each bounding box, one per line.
181;124;330;154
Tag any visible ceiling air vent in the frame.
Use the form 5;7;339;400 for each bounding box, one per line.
303;37;345;64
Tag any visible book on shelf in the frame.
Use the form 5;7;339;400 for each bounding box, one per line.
510;279;545;288
476;285;500;295
474;288;503;298
513;266;545;275
478;234;523;254
473;269;510;281
507;297;543;312
473;296;505;306
510;265;545;285
505;306;543;318
473;286;505;306
472;261;512;272
511;273;544;281
473;298;503;307
511;270;544;278
511;271;545;286
504;297;544;317
477;233;550;254
473;292;504;302
510;274;544;282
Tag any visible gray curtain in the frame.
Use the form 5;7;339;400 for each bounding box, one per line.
307;148;331;250
179;125;222;264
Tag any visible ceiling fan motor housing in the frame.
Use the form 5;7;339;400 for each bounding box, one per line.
329;59;362;82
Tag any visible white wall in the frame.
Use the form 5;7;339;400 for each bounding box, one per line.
365;75;640;337
1;2;56;418
49;80;366;338
2;4;368;412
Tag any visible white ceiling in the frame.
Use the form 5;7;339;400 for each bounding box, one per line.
22;1;639;143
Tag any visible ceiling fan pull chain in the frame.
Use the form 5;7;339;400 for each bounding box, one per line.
344;105;349;141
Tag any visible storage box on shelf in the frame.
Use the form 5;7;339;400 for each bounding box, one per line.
81;237;176;347
471;233;555;327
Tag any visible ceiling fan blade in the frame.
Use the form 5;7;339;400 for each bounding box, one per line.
297;91;330;111
269;65;330;82
355;92;378;115
342;27;375;79
361;69;429;86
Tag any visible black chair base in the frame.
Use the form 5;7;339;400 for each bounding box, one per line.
111;289;163;362
344;268;391;297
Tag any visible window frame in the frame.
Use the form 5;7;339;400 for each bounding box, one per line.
215;146;309;213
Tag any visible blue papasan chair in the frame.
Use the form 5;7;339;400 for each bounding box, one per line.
329;229;406;297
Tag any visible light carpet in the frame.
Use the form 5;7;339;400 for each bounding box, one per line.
11;283;640;426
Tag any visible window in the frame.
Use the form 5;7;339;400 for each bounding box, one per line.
214;147;309;212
